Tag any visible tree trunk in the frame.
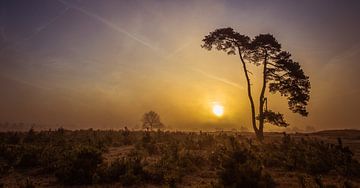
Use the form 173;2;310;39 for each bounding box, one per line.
258;51;268;141
237;47;259;136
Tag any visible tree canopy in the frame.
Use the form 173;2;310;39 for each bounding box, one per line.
142;111;164;130
202;27;310;140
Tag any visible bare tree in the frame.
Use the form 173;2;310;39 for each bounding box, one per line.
142;111;164;130
202;28;310;140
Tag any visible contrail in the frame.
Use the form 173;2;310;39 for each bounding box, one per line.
57;0;244;90
164;40;245;89
191;68;244;89
35;8;70;34
165;41;193;59
57;0;159;52
0;1;247;91
25;7;70;41
0;6;69;55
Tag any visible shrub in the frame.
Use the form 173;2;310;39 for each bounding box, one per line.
0;144;42;169
209;145;227;168
5;132;21;144
55;146;102;185
23;128;36;143
218;151;276;187
121;127;132;145
261;135;360;177
16;145;41;168
143;141;188;187
0;160;10;176
97;158;126;183
19;178;36;188
97;152;146;186
0;144;20;165
217;138;276;188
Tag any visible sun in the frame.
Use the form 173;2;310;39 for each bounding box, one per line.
212;104;224;117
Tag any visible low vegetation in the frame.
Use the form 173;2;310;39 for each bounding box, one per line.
0;129;360;187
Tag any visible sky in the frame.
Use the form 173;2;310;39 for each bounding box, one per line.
0;0;359;131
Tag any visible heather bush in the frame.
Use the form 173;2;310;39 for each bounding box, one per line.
0;129;359;187
16;145;42;168
19;178;36;188
261;134;360;177
216;137;276;188
95;150;148;186
55;146;102;185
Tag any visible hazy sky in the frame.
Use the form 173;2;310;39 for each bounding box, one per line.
0;0;359;131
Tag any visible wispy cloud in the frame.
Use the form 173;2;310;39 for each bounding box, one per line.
165;41;193;59
191;68;244;89
34;7;70;34
0;6;69;55
57;0;244;90
327;44;360;65
57;0;159;52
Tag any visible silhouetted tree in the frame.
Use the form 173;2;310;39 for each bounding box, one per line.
142;111;164;130
202;28;310;140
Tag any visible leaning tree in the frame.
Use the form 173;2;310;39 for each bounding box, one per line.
202;28;310;140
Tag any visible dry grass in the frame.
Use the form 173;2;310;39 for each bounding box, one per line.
0;129;360;187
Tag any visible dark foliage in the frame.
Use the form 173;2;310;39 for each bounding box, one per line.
55;146;102;185
261;135;360;177
0;129;359;187
216;137;276;188
142;111;164;130
97;151;145;186
202;27;311;140
268;51;310;116
260;110;289;127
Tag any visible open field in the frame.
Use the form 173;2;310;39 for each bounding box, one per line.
0;129;360;187
2;1;360;187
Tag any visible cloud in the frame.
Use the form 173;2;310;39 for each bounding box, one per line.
0;6;69;56
34;7;70;34
58;0;243;90
57;0;159;52
165;41;193;59
191;68;244;89
327;44;360;65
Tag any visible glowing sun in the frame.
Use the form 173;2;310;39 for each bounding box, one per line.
212;103;224;117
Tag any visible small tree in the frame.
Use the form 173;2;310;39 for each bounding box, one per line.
142;111;164;130
202;28;310;140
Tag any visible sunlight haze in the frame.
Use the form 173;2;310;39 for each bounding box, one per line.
0;0;360;131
